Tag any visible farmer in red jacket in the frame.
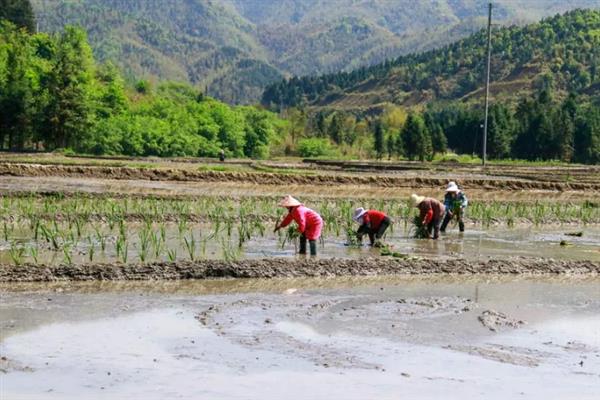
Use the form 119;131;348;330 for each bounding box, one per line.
274;195;323;256
411;194;445;240
352;207;392;247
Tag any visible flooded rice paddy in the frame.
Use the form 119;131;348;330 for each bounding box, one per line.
0;160;598;398
1;276;599;399
0;223;598;266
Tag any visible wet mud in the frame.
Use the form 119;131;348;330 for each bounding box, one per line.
195;294;475;370
2;275;599;399
1;162;598;192
0;176;597;202
1;257;598;282
478;309;526;332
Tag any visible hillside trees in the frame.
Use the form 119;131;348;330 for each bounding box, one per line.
262;9;600;109
0;22;284;158
0;0;35;32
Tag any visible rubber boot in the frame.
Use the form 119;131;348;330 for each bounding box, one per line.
309;240;317;256
459;221;465;232
299;235;307;254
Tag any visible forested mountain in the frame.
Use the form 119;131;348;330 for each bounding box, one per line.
1;3;598;164
32;0;600;104
262;9;600;111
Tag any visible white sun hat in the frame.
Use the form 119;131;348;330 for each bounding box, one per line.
410;194;426;207
352;207;368;222
446;181;460;193
279;195;302;207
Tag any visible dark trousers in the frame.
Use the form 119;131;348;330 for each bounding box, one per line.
427;217;442;239
440;210;465;232
299;234;317;256
358;216;391;245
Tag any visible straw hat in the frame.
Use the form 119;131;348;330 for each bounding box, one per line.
410;194;425;207
279;195;301;207
446;181;460;193
352;207;368;222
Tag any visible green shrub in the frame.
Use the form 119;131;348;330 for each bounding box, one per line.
297;138;335;157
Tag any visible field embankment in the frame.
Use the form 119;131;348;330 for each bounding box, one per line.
1;258;598;282
1;161;599;192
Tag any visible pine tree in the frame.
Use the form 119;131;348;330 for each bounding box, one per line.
402;113;432;161
487;104;514;159
0;0;35;32
45;26;95;150
328;113;343;144
574;107;600;164
373;121;384;160
386;132;395;159
0;22;35;150
430;123;447;156
315;112;326;137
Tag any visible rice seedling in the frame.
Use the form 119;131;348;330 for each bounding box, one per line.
87;236;95;262
138;228;151;263
151;231;163;259
221;238;240;261
3;221;11;241
9;242;25;265
28;245;39;264
63;243;73;266
280;226;300;252
116;234;128;263
159;223;167;242
178;218;188;237
92;224;107;252
183;233;197;261
167;248;177;262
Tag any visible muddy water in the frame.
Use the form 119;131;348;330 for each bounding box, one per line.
1;276;599;399
0;223;598;266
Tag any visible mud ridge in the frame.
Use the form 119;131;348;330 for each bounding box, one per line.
1;163;598;191
0;257;598;282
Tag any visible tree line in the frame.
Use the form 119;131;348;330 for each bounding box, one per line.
0;19;285;158
287;85;599;164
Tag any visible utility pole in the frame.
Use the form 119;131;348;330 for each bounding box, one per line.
482;2;492;166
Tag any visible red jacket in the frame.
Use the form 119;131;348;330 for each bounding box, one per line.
280;205;323;240
418;198;445;225
363;210;387;231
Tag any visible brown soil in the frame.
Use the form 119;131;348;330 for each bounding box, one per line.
1;162;599;191
1;258;598;282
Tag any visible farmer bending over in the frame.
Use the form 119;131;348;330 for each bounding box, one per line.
411;194;445;240
352;207;392;247
274;195;323;256
441;181;468;233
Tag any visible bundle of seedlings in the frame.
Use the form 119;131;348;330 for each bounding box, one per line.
379;244;408;259
280;225;300;252
344;227;361;247
411;216;429;239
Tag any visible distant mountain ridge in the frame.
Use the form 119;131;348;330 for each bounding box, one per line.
262;9;600;112
33;0;600;104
